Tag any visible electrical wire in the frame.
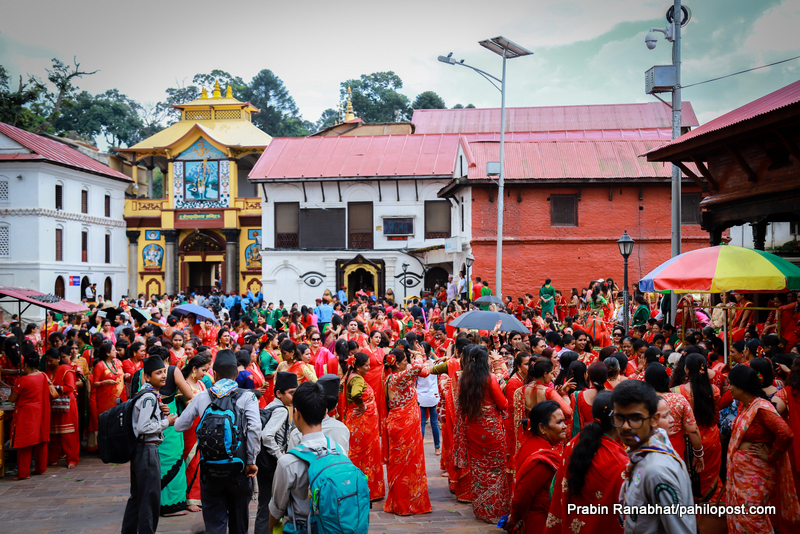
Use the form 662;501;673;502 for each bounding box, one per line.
682;54;800;89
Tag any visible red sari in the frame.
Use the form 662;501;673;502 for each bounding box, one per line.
546;434;627;533
504;374;524;469
460;377;510;523
661;391;696;461
90;359;126;433
11;372;50;478
382;361;432;515
443;358;471;501
726;397;800;533
344;373;385;501
508;435;560;532
675;384;722;501
247;362;269;409
363;346;387;424
46;364;80;466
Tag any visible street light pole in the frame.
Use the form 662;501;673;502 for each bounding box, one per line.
618;231;634;337
439;37;532;303
402;262;409;304
496;49;507;302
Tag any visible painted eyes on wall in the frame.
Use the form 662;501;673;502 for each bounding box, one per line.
301;271;325;287
395;272;422;287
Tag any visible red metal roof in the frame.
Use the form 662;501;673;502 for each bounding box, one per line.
0;286;89;315
463;139;682;180
249;134;461;180
0;122;131;181
647;80;800;156
412;102;699;135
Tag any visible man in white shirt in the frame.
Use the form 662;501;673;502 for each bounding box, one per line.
446;274;457;302
286;374;350;453
457;272;467;301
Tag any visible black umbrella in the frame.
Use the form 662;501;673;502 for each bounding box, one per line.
448;310;530;333
473;295;504;305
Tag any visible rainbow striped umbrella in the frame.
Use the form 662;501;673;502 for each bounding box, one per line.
639;245;800;293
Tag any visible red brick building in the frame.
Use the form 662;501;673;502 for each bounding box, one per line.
418;104;711;296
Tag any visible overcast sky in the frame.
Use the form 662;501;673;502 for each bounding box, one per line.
2;0;799;133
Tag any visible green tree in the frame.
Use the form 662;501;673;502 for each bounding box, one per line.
342;72;411;123
314;108;339;131
33;58;98;133
241;69;311;137
412;91;446;110
452;103;475;109
54;89;145;148
0;65;48;130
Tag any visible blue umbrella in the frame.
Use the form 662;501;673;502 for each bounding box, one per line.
171;303;219;324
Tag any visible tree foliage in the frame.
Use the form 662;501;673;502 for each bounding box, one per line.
452;103;475;109
314;108;339;132
342;72;411;123
412;91;446;110
0;65;48;130
54;89;148;148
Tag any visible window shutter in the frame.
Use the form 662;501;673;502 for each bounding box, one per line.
81;190;88;214
55;228;63;261
104;234;111;264
550;195;578;226
104;195;111;218
81;231;88;262
55;185;63;210
425;201;451;239
274;202;299;248
348;202;373;249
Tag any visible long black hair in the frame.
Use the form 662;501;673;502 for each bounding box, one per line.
346;352;370;376
3;335;21;366
182;353;210;380
567;391;614;495
729;364;768;400
644;362;670;393
669;352;689;389
749;357;774;389
459;345;492;420
684;353;715;428
520;399;560;437
554;351;578;387
509;352;531;381
587;362;608;390
567;360;588;391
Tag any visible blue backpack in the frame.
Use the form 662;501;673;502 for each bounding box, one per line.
196;389;247;479
286;437;370;534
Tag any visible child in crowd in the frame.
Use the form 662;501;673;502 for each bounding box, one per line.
121;356;176;534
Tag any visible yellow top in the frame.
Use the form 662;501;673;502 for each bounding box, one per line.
344;85;355;122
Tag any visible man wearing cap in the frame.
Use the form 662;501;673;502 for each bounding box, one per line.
286;374;350;454
337;286;347;305
174;349;260;534
254;371;297;534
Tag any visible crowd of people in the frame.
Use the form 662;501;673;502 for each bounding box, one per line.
2;275;800;534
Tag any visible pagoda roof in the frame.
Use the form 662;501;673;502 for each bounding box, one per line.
119;120;272;154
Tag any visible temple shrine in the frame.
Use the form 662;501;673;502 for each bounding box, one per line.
118;81;271;297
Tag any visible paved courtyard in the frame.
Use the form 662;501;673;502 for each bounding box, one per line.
0;436;498;534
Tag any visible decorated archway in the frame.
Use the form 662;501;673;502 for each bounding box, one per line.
178;229;226;294
336;255;385;301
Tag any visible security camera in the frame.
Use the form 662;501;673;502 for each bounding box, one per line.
645;32;658;50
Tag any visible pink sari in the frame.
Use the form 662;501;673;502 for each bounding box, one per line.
726;398;800;533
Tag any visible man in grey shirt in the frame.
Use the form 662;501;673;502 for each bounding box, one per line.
267;381;330;533
286;374;350;453
613;380;696;534
175;350;260;534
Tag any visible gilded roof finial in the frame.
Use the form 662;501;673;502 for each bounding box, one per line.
225;84;233;99
201;87;208;99
344;85;355;122
212;79;221;99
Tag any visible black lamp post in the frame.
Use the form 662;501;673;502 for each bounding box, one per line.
617;231;635;336
465;255;474;303
402;262;409;304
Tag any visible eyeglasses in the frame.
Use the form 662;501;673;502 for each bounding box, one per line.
611;413;651;429
499;351;509;355
310;338;321;341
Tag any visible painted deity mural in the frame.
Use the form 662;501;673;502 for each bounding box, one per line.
142;244;164;269
244;243;261;269
173;138;231;209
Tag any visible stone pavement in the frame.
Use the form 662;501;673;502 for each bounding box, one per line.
0;435;499;534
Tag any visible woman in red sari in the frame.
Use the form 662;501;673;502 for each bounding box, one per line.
505;400;565;533
44;348;79;468
343;351;385;501
363;330;387;423
9;352;50;479
383;346;432;515
0;335;23;389
727;364;800;533
568;362;607;438
277;341;317;384
775;357;800;533
546;391;626;533
431;337;471;501
504;351;530;467
673;353;722;502
89;340;126;450
458;344;509;523
181;354;211;512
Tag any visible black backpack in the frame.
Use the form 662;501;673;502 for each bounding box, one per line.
98;389;159;464
196;389;248;479
256;404;291;471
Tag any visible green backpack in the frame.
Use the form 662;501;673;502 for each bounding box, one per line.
285;437;370;534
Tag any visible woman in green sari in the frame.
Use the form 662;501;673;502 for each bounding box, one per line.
538;279;556;318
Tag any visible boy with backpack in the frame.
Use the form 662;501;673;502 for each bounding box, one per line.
267;381;369;534
174;349;260;534
254;371;298;534
121;356;177;534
